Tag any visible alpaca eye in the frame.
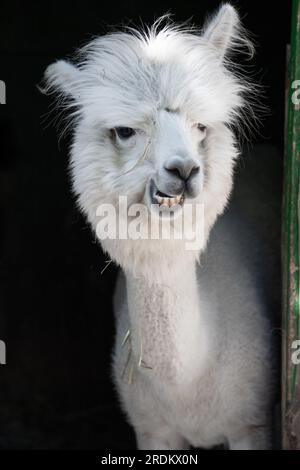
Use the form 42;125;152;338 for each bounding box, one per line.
114;127;136;139
196;123;207;132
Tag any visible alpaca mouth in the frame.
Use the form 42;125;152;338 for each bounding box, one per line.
154;189;184;207
149;180;185;212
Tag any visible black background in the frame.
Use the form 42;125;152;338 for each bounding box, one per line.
0;0;291;449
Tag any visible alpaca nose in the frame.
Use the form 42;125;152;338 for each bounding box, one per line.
164;157;200;182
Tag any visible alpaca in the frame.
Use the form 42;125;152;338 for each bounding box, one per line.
44;4;273;450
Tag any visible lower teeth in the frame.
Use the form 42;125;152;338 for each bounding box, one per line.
154;193;183;207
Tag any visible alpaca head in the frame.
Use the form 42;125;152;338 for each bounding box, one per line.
44;4;254;274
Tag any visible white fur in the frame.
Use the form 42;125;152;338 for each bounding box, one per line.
44;4;272;449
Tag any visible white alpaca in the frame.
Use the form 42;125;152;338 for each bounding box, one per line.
44;4;273;450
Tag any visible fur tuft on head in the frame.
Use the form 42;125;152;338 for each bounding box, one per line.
42;4;256;134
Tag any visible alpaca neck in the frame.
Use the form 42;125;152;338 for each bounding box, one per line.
125;255;208;383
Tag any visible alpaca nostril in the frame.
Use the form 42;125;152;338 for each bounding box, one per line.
166;167;182;180
190;166;200;178
164;159;200;182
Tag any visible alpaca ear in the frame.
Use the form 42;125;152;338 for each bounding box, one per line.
203;4;240;58
43;60;82;99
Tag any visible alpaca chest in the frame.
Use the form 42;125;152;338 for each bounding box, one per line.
145;370;227;448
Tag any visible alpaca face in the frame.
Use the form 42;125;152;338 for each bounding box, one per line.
44;4;253;265
109;108;205;215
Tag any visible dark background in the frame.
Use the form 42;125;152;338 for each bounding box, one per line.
0;0;291;449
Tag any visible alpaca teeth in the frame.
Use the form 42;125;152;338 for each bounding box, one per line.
154;192;184;207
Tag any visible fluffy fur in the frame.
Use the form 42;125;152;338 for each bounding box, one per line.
44;4;272;449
